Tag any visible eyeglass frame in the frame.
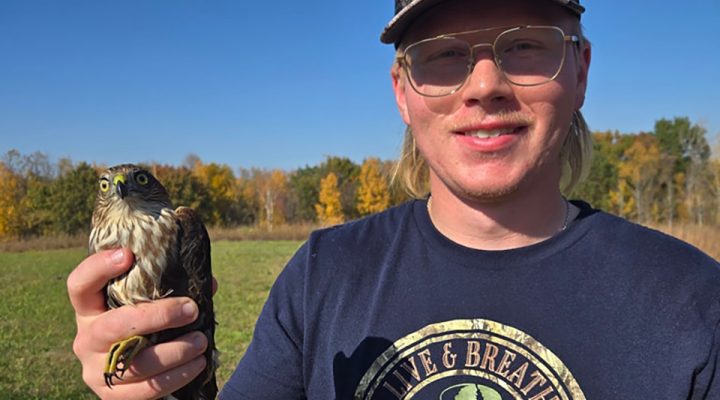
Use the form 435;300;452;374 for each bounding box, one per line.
396;25;581;98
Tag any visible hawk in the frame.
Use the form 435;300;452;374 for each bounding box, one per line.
89;164;217;400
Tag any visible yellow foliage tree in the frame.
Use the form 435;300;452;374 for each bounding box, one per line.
616;134;662;222
192;161;238;226
236;171;259;223
609;179;636;219
315;172;344;226
256;169;288;228
0;163;23;239
356;158;390;216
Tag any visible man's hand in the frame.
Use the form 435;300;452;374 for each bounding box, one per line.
67;249;214;400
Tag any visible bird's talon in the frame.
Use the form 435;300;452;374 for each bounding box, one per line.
105;373;114;389
103;335;149;387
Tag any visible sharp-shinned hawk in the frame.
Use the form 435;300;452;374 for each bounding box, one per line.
89;163;217;400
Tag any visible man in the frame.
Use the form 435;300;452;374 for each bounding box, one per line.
68;0;720;398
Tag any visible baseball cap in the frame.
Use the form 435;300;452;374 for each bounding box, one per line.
381;0;585;44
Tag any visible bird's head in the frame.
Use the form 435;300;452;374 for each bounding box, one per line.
95;164;172;217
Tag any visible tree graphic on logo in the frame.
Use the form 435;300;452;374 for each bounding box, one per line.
439;383;502;400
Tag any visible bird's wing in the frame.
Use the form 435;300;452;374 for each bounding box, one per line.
174;206;213;316
171;208;218;400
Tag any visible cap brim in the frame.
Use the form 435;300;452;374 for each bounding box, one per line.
380;0;585;45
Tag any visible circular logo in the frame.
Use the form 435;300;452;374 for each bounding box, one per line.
354;319;585;400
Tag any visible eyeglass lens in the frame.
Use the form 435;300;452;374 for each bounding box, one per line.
405;27;568;96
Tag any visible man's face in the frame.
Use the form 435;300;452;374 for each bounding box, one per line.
392;0;590;203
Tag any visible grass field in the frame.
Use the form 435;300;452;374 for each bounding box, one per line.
0;241;300;399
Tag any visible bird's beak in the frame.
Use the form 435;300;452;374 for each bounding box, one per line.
114;174;128;199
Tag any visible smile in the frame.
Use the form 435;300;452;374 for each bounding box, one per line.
462;126;525;138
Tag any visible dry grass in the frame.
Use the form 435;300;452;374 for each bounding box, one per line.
0;233;88;253
648;223;720;261
207;223;318;242
0;224;320;253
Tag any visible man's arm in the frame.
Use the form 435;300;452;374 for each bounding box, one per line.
67;248;209;400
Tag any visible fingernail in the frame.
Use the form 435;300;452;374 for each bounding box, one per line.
194;355;207;371
182;301;197;318
193;333;207;350
111;249;125;265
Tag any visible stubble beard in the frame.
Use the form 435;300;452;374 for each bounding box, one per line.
440;168;523;205
426;151;522;205
428;142;563;206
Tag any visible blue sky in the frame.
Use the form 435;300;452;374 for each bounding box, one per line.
1;0;718;171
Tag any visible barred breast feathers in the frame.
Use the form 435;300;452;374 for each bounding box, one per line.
90;204;178;306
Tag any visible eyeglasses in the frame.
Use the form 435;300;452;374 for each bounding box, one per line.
397;25;580;97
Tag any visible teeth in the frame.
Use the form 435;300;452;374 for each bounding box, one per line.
465;129;506;138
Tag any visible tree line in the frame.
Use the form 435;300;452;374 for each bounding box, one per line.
0;152;403;239
0;116;718;240
572;117;719;227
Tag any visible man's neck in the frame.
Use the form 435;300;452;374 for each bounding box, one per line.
426;184;577;251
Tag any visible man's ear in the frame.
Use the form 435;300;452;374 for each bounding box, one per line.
575;41;591;110
392;63;412;125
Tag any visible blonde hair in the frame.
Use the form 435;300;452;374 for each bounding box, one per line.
391;111;593;198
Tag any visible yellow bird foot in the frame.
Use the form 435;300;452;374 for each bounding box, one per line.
104;335;149;388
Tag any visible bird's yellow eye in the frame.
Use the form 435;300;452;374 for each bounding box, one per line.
136;173;149;185
99;179;110;192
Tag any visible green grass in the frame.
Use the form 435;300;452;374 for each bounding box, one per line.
0;241;301;399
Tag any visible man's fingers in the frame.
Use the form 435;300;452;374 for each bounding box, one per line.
90;297;199;347
212;276;218;296
91;355;207;400
144;355;207;398
117;331;208;383
67;249;135;318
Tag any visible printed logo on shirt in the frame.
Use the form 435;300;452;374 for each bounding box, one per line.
354;319;585;400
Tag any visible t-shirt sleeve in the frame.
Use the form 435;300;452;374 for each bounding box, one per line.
219;243;308;399
692;317;720;399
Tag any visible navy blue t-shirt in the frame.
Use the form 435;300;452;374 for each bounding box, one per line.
220;200;720;399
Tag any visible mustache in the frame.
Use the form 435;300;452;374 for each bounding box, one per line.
450;111;534;130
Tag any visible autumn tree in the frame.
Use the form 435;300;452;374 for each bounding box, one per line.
290;156;360;222
289;165;322;222
609;179;636;219
251;169;289;228
315;172;344;226
356;158;390;216
653;117;711;225
655;117;710;172
0;150;58;237
616;133;662;222
0;162;24;239
20;174;54;236
192;161;243;226
324;157;361;220
49;162;98;235
236;168;261;225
